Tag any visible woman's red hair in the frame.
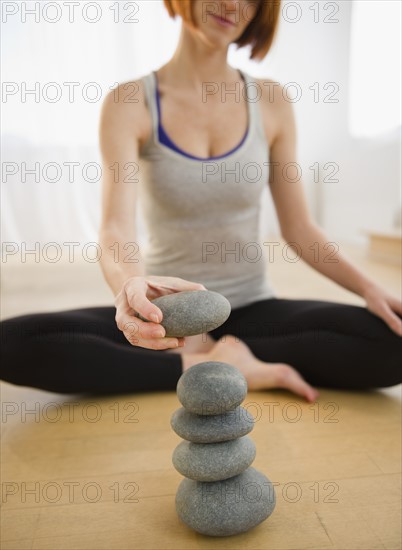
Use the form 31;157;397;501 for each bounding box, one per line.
163;1;281;60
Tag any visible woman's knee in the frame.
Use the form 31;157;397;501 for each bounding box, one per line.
1;316;26;352
363;334;401;388
1;314;51;382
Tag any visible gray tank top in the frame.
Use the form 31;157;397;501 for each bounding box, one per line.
138;70;277;309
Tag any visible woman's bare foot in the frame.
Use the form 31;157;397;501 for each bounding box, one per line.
206;334;319;403
165;332;217;374
166;333;217;355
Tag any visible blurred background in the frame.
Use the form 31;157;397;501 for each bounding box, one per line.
1;0;401;315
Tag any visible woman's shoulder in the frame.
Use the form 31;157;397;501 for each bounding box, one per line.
247;74;290;108
245;73;296;147
101;73;153;112
99;73;154;144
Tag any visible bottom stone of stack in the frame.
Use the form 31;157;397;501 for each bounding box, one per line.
175;467;276;537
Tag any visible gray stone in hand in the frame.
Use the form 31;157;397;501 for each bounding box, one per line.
177;361;247;415
172;436;256;482
171;406;254;443
175;467;276;537
138;290;231;337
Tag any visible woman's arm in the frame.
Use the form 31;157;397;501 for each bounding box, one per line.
265;84;402;336
98;82;147;296
98;82;205;349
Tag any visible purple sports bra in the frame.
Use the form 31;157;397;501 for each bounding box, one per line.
154;71;249;162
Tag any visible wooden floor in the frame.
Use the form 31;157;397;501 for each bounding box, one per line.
1;240;401;549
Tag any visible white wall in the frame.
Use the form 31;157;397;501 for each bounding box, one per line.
248;0;401;244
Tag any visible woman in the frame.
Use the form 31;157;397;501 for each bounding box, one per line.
1;0;401;401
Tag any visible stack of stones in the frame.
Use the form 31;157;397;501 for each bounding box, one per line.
171;361;276;537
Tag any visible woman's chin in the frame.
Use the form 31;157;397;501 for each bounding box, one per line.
197;31;234;55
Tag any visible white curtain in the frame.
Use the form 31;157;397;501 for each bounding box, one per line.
2;0;183;147
2;1;180;247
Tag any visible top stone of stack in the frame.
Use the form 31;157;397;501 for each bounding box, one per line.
177;361;248;415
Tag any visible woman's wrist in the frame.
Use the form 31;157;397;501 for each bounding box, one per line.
359;279;381;301
104;268;143;297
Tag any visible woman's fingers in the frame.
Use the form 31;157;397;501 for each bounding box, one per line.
115;310;162;339
365;287;402;336
116;310;186;349
125;277;206;323
387;297;402;335
373;301;402;337
128;335;184;350
390;296;402;316
147;276;207;293
384;308;402;336
119;316;184;349
273;363;319;403
124;279;163;323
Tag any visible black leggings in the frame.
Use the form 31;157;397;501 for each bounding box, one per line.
1;298;401;394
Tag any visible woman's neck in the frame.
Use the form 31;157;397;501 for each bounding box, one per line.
158;25;239;89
